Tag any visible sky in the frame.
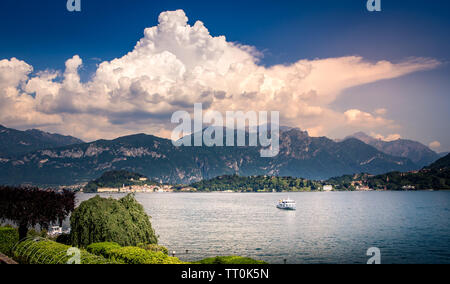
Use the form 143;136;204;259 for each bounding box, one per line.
0;0;449;152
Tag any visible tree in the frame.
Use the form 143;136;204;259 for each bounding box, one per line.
0;186;75;240
70;194;158;248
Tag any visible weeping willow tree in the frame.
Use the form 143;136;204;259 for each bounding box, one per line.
70;194;158;248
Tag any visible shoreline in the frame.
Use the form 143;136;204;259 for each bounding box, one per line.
79;189;448;194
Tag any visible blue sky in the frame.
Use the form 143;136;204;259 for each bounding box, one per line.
0;0;449;151
2;1;449;69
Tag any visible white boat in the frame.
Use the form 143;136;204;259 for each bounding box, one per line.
276;199;296;210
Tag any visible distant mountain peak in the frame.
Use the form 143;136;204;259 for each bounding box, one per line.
352;131;371;137
346;132;440;168
279;126;295;132
284;127;309;137
346;132;376;144
0;124;84;157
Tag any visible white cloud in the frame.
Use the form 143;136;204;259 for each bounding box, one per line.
344;109;393;128
0;57;32;90
375;108;388;116
0;58;63;128
429;141;441;149
0;10;441;141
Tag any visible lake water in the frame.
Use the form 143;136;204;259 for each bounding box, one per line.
77;191;450;264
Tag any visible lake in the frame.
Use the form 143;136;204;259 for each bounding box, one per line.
77;191;450;264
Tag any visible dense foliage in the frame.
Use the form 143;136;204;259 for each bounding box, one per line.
137;243;169;255
427;154;450;170
13;239;117;264
367;168;450;190
84;170;159;193
326;174;366;191
55;233;72;245
70;194;158;247
190;175;320;192
0;186;75;239
0;226;19;256
194;256;267;264
365;153;450;190
87;242;182;264
107;247;183;264
86;242;122;258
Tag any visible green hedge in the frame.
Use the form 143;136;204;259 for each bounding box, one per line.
13;239;119;264
86;242;183;264
194;256;268;264
137;243;169;255
86;242;122;258
0;226;19;256
108;247;183;264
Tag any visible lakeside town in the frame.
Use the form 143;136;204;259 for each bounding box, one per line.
68;166;449;194
94;177;179;193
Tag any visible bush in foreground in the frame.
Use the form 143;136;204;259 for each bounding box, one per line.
86;242;182;264
86;242;122;258
70;194;158;247
0;226;19;256
137;243;169;255
109;247;183;264
194;256;268;264
13;239;119;264
55;233;71;245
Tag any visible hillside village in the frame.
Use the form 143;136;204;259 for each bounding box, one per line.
82;170;196;193
94;180;175;193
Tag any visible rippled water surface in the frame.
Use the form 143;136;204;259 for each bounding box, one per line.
77;191;450;264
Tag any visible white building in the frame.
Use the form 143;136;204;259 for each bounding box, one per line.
323;185;333;192
48;226;63;236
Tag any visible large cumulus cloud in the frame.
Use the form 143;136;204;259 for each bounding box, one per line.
0;10;440;141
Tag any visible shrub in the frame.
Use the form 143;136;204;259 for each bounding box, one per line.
86;242;122;258
194;256;268;264
70;194;158;248
86;242;182;264
108;247;183;264
137;243;169;255
55;233;72;245
0;226;19;256
27;228;47;239
13;239;119;264
86;244;182;264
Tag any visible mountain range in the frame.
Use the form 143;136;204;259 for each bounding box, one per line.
0;125;432;186
346;132;440;168
0;124;83;158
